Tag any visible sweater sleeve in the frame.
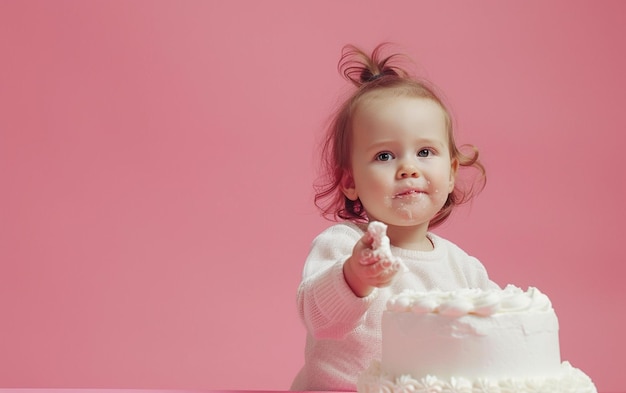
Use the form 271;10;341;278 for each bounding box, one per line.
296;224;378;340
465;255;501;290
431;233;501;291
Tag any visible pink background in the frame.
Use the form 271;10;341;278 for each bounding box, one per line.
1;1;625;392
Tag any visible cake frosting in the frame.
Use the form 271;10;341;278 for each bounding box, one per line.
367;221;408;273
357;285;596;393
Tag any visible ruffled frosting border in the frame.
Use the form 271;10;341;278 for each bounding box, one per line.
357;360;596;393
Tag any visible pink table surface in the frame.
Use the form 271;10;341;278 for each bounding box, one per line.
0;390;332;393
0;391;347;393
0;391;314;393
0;391;333;393
0;390;624;393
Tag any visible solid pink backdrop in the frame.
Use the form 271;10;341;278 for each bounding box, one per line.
1;1;624;392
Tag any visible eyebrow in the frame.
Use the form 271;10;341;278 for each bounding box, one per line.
365;138;447;151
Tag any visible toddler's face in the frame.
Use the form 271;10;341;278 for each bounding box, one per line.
342;95;457;228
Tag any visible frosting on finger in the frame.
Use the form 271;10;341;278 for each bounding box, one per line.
367;221;408;273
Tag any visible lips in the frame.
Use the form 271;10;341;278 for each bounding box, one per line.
393;188;426;199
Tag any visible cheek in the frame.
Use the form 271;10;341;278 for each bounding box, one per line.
433;188;447;204
449;169;459;193
357;166;386;186
447;175;455;193
430;168;455;200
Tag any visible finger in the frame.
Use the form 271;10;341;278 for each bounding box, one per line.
362;231;374;246
359;248;378;265
375;270;398;287
376;263;401;283
364;260;389;277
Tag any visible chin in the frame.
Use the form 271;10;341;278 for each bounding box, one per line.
386;217;431;228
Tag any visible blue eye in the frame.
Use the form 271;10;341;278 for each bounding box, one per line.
417;149;431;157
376;152;394;161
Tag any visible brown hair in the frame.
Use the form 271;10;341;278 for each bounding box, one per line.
314;43;486;228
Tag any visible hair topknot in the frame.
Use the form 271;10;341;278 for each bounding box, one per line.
339;43;409;87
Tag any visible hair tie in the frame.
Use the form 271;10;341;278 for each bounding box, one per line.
366;73;384;82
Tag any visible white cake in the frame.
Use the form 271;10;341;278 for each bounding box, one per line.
357;285;596;393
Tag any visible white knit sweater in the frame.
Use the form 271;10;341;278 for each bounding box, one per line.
290;222;499;391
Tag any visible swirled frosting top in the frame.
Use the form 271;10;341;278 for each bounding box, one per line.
386;285;552;317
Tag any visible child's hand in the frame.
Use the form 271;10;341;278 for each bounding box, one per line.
343;232;401;297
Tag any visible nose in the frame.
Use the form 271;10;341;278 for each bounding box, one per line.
397;162;419;179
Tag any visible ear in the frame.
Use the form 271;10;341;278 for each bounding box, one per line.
341;170;359;201
448;158;459;193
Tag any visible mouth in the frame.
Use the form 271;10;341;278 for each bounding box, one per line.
393;189;426;199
